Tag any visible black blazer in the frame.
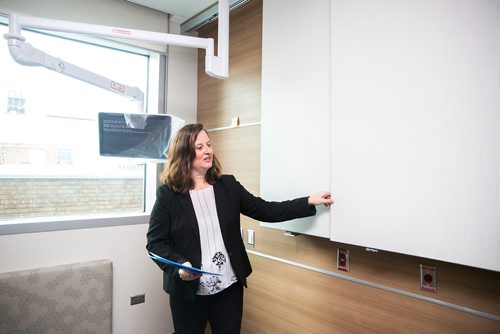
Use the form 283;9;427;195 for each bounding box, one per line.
146;174;316;301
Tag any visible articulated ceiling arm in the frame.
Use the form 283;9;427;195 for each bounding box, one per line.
3;0;229;112
5;28;145;110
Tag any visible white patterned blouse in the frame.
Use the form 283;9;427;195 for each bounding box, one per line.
189;186;239;295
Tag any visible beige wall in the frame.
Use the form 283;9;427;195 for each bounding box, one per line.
197;0;500;332
0;0;199;333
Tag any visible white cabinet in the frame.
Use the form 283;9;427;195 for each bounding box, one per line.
260;0;332;237
261;0;500;272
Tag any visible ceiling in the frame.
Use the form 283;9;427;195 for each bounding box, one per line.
125;0;218;22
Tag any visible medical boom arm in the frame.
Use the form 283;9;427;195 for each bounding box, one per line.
3;0;229;111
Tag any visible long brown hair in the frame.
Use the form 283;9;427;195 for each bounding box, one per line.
160;123;221;193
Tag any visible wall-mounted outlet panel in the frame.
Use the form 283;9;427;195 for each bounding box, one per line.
337;248;349;271
420;264;437;292
247;229;255;247
131;294;145;305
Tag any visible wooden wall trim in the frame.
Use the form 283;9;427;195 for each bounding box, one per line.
206;121;261;132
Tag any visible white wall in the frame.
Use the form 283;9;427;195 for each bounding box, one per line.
166;20;198;124
0;225;171;334
0;0;198;333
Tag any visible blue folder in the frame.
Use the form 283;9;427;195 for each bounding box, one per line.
148;252;223;276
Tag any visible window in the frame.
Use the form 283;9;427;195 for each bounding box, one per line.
0;19;162;232
7;90;26;114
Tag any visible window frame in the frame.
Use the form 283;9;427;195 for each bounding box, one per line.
0;15;165;235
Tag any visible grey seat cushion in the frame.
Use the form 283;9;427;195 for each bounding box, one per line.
0;259;112;334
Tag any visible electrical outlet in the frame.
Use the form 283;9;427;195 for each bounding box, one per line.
131;294;145;305
337;248;349;271
247;229;255;247
420;264;437;292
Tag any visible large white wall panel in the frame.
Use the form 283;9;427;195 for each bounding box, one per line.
330;0;500;271
260;0;331;237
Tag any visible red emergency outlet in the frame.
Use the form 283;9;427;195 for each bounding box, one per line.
337;249;349;272
420;264;437;292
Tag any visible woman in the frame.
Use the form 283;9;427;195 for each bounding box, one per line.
146;123;333;334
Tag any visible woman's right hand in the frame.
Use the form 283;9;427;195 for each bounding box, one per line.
179;262;202;281
308;191;334;208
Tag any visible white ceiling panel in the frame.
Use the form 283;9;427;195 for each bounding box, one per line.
126;0;217;21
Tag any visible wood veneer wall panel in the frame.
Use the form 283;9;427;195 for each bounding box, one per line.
340;243;500;315
196;0;500;332
248;227;500;317
197;0;262;130
244;254;500;334
208;126;260;195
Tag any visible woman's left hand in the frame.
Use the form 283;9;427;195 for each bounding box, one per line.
308;191;334;208
179;262;202;281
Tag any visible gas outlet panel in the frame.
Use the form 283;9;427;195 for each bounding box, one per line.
337;248;349;272
420;264;437;292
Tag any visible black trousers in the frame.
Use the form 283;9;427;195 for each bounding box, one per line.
170;281;244;334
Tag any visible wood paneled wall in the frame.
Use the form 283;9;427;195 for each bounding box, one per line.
197;0;262;130
197;0;500;332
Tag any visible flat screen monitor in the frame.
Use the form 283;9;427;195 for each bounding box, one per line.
98;112;184;162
